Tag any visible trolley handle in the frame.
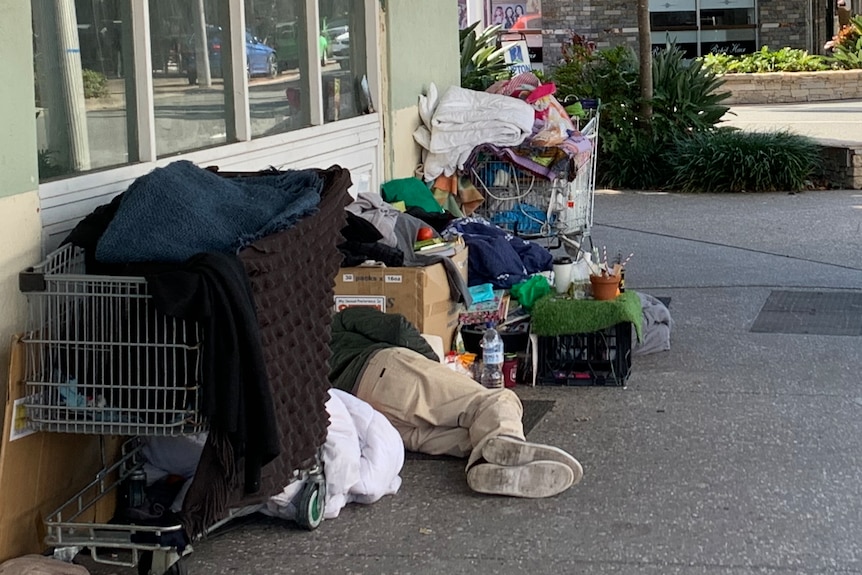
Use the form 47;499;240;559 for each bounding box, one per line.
19;267;46;293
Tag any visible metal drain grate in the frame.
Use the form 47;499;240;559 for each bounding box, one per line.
750;291;862;336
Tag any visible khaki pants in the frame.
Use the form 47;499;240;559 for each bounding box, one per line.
354;347;525;468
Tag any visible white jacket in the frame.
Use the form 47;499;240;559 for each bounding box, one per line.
264;389;404;519
142;389;404;520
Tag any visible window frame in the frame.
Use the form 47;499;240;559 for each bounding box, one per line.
36;0;382;254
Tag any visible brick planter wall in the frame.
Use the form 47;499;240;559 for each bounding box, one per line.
721;70;862;104
818;140;862;189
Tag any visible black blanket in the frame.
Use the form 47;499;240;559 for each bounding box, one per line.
147;252;279;497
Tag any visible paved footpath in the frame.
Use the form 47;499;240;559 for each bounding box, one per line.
75;101;862;575
722;99;862;143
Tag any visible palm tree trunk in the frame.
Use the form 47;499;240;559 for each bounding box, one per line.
637;0;653;126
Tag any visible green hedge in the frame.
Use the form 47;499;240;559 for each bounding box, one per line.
82;69;109;99
701;46;831;74
664;130;819;193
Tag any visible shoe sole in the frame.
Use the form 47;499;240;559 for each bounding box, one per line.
467;461;574;498
482;436;584;485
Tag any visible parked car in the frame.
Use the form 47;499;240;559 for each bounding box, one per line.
322;17;349;41
274;21;333;70
274;21;301;71
184;25;278;84
330;30;350;66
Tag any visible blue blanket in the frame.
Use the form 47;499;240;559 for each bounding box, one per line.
443;217;553;288
96;161;323;263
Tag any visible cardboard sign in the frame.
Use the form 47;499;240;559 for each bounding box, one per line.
0;336;119;562
333;248;469;351
503;40;532;75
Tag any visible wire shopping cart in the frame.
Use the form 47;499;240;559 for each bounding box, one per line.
19;243;209;575
468;99;600;253
16;166;350;575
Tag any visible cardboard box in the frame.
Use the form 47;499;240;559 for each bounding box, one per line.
334;247;469;351
0;336;119;563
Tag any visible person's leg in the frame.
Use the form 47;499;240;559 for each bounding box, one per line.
355;346;582;476
354;347;524;467
481;436;583;484
355;348;577;497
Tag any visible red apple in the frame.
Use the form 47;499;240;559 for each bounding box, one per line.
416;226;434;241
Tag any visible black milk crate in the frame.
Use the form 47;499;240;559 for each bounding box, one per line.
536;322;633;386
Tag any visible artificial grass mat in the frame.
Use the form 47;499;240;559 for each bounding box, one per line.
530;290;643;340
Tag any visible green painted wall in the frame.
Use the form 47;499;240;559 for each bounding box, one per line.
385;0;459;111
383;0;460;178
0;1;38;198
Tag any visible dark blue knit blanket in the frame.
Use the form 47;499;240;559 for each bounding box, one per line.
95;160;323;263
443;217;553;289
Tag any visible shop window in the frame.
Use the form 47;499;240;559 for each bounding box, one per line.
701;27;756;56
649;0;757;58
33;0;376;181
33;0;134;181
246;0;312;137
651;30;698;58
149;0;230;156
700;8;754;28
650;11;697;29
319;0;368;123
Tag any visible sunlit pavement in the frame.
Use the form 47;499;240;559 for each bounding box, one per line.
76;102;862;575
723;99;862;143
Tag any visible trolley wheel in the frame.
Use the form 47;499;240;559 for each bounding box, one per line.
137;551;153;575
295;479;325;530
137;552;188;575
165;558;189;575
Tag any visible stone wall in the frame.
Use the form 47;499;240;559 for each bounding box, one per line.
541;0;817;69
818;140;862;189
720;70;862;104
542;0;637;67
758;0;811;52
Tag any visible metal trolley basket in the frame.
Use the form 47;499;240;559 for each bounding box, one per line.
18;244;324;575
468;99;600;252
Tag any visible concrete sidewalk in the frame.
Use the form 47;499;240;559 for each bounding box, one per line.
722;99;862;144
77;106;862;575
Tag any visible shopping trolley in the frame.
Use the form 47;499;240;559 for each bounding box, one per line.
468;99;600;253
18;243;326;575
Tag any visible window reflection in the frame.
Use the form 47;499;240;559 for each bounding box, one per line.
650;11;697;29
247;0;311;137
149;0;229;156
33;0;132;181
320;0;367;123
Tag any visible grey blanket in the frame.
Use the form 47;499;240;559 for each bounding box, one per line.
393;211;472;308
96;160;322;263
632;292;673;356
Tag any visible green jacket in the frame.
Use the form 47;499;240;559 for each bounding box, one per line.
328;307;439;392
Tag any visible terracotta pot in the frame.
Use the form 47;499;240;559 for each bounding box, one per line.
589;273;620;301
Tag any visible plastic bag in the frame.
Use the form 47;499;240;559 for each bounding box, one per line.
527;84;577;147
444;352;476;377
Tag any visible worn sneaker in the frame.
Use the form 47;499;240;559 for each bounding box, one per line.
482;436;584;485
467;461;574;498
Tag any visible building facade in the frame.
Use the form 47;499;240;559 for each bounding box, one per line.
539;0;853;68
0;0;460;387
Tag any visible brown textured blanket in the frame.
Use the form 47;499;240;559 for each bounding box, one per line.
179;166;351;537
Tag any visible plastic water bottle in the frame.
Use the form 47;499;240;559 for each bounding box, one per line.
480;322;505;389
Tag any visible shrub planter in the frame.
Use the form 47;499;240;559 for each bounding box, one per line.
721;70;862;105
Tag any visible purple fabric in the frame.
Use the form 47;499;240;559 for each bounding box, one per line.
475;133;593;182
